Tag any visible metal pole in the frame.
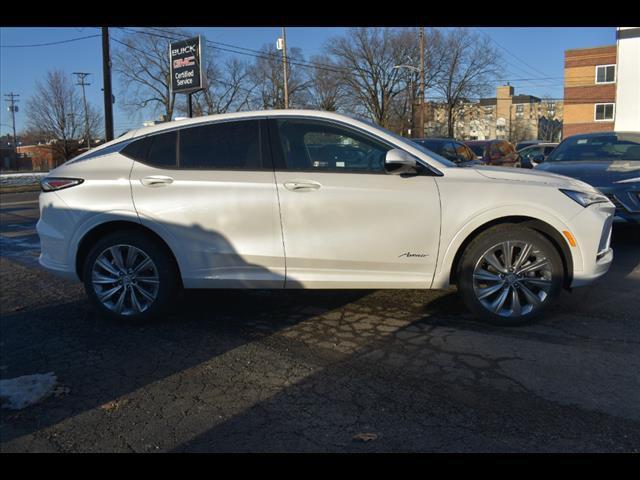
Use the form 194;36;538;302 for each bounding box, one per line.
281;26;289;109
4;93;19;169
101;27;114;142
73;72;91;150
187;92;193;118
419;27;425;138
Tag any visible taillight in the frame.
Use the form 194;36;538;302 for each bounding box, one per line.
40;177;84;192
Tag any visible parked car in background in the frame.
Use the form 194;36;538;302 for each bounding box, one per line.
536;131;640;223
37;110;615;325
515;143;558;169
516;140;543;151
413;138;483;167
464;140;519;167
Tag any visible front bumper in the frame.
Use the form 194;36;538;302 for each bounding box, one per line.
569;201;616;287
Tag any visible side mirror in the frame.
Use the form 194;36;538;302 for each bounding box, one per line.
385;148;417;175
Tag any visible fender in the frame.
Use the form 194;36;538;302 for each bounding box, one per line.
69;209;142;267
431;203;582;289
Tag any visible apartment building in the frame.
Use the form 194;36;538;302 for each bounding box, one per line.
563;45;617;136
417;85;563;142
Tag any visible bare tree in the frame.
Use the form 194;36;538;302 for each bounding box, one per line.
538;97;563;142
432;28;501;138
112;27;193;122
305;54;344;112
325;27;415;128
387;28;449;135
175;57;256;116
248;44;310;109
25;70;102;160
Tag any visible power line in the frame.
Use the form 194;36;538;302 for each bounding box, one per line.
119;27;349;76
473;28;552;81
0;33;101;48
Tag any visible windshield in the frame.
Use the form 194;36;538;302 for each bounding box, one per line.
546;133;640;162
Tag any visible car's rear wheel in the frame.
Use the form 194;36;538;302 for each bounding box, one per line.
457;224;563;325
82;230;179;322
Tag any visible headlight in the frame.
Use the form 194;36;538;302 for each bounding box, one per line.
560;189;610;208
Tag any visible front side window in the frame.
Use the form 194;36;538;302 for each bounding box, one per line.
273;118;391;173
440;142;458;161
595;103;615;121
179;120;262;170
454;143;473;162
596;65;616;84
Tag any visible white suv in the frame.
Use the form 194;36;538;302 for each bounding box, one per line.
37;110;615;325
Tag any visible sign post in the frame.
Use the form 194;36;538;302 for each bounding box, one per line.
169;36;205;118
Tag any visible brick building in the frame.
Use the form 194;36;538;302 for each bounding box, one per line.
17;143;69;171
563;45;617;137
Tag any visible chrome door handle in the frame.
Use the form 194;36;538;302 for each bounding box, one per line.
283;180;322;192
141;176;174;187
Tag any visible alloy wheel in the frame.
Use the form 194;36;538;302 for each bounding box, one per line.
472;240;553;318
91;244;160;315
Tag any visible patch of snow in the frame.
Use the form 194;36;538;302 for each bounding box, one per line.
0;172;48;186
0;372;57;410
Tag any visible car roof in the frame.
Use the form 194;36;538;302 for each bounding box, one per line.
520;143;558;148
123;110;372;140
414;138;456;143
562;131;640;141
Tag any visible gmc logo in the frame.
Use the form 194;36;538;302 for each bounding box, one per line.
173;56;195;69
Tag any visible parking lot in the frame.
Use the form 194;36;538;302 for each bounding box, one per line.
1;190;639;452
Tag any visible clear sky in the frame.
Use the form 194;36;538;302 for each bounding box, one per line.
0;26;617;138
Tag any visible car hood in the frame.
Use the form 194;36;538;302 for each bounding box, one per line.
535;160;640;188
472;165;598;192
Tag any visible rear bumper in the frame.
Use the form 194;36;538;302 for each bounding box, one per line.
38;251;80;282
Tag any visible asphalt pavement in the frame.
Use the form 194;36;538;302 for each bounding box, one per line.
1;190;639;452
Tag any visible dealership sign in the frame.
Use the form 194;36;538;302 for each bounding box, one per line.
169;36;204;94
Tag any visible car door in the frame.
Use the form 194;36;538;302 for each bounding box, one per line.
269;117;441;289
128;119;286;288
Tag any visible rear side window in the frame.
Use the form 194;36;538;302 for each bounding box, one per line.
179;120;261;169
147;131;178;167
121;136;153;162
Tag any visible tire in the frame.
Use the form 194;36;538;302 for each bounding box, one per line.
82;230;179;323
457;224;563;325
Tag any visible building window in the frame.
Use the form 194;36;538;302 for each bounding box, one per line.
594;103;615;121
595;65;616;84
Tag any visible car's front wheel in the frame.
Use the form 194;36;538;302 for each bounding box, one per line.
82;230;179;322
457;224;564;325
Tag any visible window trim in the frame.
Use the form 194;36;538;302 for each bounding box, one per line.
594;103;615;122
595;64;616;84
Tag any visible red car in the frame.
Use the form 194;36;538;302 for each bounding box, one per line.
464;139;519;167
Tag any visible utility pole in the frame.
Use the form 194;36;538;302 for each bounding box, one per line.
281;26;289;109
419;27;425;139
101;27;115;142
4;92;19;170
73;72;91;150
